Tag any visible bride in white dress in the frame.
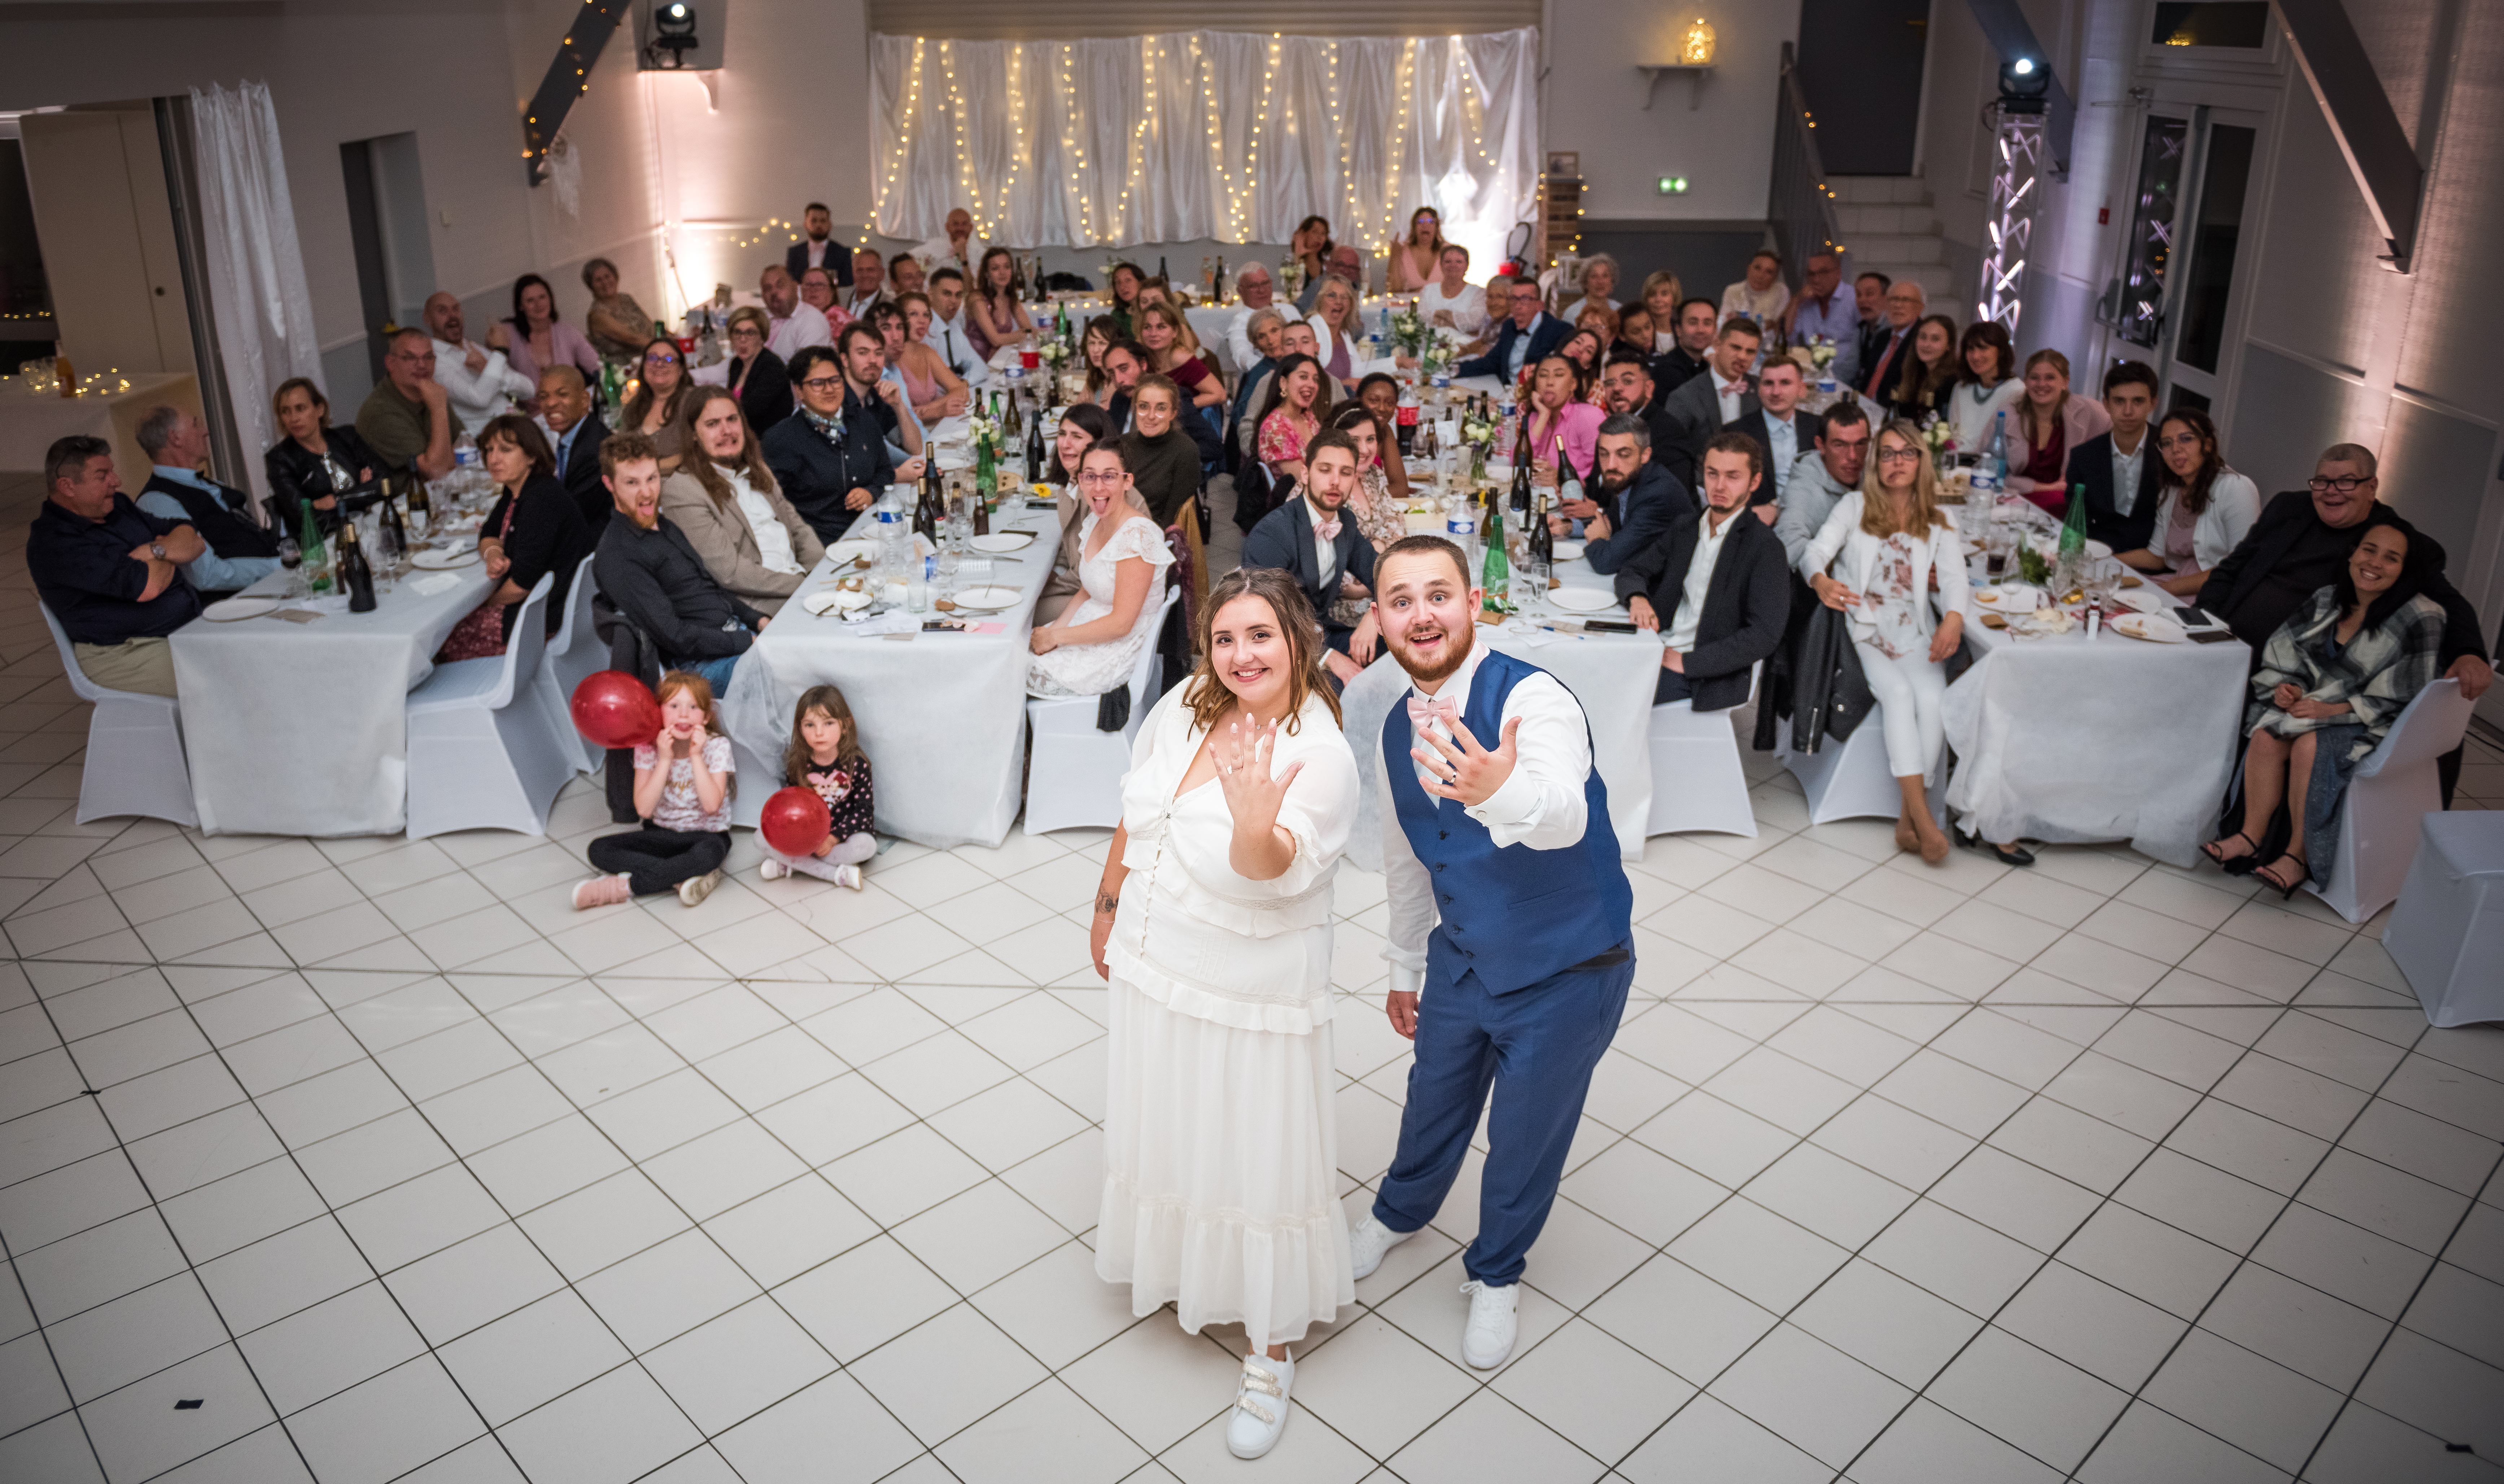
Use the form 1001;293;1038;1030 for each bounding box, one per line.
1089;566;1358;1461
1026;441;1172;697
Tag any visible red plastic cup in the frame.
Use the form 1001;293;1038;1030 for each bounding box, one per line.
1020;350;1041;369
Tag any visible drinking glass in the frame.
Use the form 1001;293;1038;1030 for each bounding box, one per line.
277;536;303;598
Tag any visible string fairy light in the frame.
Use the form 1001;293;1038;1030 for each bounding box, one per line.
878;39;927;239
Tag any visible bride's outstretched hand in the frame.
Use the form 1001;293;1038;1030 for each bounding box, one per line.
1215;718;1303;842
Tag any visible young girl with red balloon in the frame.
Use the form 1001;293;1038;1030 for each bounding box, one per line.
572;671;738;909
758;684;876;890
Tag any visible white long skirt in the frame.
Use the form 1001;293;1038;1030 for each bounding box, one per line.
1095;976;1355;1349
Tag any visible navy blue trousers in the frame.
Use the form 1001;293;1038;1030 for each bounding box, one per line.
1373;944;1634;1286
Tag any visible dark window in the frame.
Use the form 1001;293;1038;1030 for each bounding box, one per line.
2116;117;2189;349
2175;125;2254;374
2151;3;2271;49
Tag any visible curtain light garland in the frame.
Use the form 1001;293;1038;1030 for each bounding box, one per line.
869;27;1539;259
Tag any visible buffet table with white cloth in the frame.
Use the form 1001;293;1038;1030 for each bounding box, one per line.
719;491;1055;849
170;564;496;835
1941;568;2250;868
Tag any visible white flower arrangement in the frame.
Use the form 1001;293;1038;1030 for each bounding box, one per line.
1919;415;1955;456
1033;339;1070;367
1808;336;1837;369
965;411;1002;449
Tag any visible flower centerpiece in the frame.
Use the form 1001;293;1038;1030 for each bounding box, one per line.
1807;336;1836;371
1033;337;1070;368
966;408;1003;496
1919;415;1955;460
1389;303;1429;358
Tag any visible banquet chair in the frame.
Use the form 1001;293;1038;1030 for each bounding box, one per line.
1777;715;1944;827
404;574;574;839
37;603;198;828
2303;678;2472;923
1646;663;1761;838
1024;586;1183;835
533;555;605;772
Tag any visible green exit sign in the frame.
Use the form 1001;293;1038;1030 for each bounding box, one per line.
1658;175;1691;195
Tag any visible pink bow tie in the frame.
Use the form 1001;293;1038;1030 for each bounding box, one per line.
1406;695;1459;728
1315;516;1342;541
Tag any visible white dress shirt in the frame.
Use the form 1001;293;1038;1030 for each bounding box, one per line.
720;465;803;574
430;338;535;432
1225;303;1277;376
1665;509;1735;652
1761;411;1802;499
1714;375;1749;426
843;284;890;314
1308;496;1342;590
797;238;838;273
766;308;833;363
924;310;990;386
2111;432;2148;517
1376;639;1595;996
913;236;983;278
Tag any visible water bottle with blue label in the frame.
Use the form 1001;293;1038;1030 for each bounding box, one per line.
1973;410;2008;498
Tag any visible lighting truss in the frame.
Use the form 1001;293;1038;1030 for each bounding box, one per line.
1978;111;2044;333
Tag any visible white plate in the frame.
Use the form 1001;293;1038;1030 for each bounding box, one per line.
948;585;1022;611
827;540;875;566
410;548;477;570
969;533;1033;552
1550;539;1586;561
2112;588;2167;615
1546;587;1620;613
2112;612;2187;643
202;596;280;622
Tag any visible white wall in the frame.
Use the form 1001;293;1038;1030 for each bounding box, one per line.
1539;0;1799;226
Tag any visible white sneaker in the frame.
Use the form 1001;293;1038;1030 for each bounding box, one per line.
759;859;788;881
834;863;864;890
1224;1350;1294;1459
1348;1216;1414;1281
1459;1280;1518;1369
677;868;724;906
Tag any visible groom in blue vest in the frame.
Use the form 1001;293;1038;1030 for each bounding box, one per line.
1350;534;1636;1369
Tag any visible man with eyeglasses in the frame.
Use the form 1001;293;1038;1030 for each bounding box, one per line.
761;330;929;543
355;327;459;481
2203;441;2492;799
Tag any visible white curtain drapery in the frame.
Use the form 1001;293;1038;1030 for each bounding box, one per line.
869;29;1539;263
188;80;321;504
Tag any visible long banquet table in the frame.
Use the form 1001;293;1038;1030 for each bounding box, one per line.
170;563;496;836
718;482;1056;849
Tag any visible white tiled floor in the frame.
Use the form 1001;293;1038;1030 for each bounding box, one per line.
0;468;2501;1483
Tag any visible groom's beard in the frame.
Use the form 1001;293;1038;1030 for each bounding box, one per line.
1385;610;1476;686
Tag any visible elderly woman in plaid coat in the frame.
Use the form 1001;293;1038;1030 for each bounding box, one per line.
2204;513;2445;896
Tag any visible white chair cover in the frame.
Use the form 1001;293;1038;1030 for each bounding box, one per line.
1780;712;1943;827
1646;664;1760;838
38;603;198;828
533;555;605;772
2383;810;2504;1026
405;574;575;838
1024;586;1180;835
2305;679;2473;923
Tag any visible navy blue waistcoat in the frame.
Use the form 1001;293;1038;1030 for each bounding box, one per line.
1384;648;1634;995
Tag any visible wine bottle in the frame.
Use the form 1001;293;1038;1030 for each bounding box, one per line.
1024;409;1046;483
381;491;408;560
1510;445;1532;517
336;519;376;613
918;464;943;545
1157;254;1168;283
972;490;990;537
1530;486;1555;569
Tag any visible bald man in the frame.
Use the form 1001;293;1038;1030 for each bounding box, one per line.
537;365;613;532
760;265;834;362
424;291;535;430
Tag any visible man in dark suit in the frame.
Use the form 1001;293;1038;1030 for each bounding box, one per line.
783;202;853;288
1614;431;1792;709
1722;357;1825;517
1658;319;1762;491
1241;428;1378;686
537;365;612;536
1852;272;1893;385
2201;441;2492;804
1457;287;1569;384
2061;360;2160;553
1857;280;1925;400
1600;351;1679;474
1550;414;1695;577
761;332;930;542
1647;297;1719;412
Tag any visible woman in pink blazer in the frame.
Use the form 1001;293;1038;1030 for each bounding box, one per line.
2005;350;2113;512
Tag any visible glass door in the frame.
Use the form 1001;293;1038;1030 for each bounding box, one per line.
2107;106;2264;413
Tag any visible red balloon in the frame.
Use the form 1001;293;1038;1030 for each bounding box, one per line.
760;786;833;858
571;671;662;751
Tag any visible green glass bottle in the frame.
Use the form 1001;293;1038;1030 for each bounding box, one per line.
2059;482;2089;557
297;495;334;596
1480;497;1509;609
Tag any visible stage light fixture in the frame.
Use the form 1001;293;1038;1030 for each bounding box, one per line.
1997;55;2051;114
649;1;697;69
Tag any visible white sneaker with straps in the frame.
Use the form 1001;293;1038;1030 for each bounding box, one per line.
1224;1349;1295;1459
1459;1279;1519;1369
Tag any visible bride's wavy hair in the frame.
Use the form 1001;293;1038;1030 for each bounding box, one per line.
1181;567;1343;736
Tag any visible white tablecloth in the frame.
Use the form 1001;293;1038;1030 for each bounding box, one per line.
719;502;1057;848
1341;562;1664;869
1943;597;2250;867
170;564;496;836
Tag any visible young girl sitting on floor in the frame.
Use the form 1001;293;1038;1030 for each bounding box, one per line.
761;684;876;890
574;671;735;909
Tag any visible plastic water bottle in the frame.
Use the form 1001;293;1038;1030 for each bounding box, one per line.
1444;487;1478;571
450;429;481;501
1972;410;2008;498
873;487;907;587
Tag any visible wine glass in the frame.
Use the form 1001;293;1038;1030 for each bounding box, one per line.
277;536;303;598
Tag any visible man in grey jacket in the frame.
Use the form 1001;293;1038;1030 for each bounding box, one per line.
1772;399;1871;577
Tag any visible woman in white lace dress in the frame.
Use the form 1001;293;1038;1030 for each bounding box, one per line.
1089;566;1356;1460
1026;442;1173;696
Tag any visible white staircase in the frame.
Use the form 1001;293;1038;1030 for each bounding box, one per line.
1833;177;1955;302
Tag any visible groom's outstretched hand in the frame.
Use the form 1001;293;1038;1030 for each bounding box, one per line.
1413;714;1522;809
1386;991;1419;1039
